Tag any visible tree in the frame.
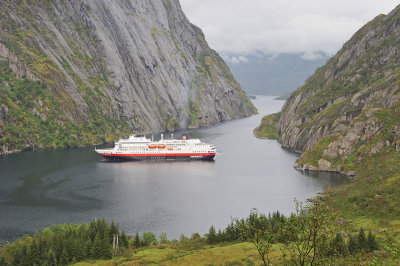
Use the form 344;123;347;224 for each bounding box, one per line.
179;234;189;245
216;229;224;243
358;228;367;251
59;249;68;266
142;232;156;246
121;230;129;248
347;234;358;254
20;244;30;266
367;230;378;252
109;221;119;245
91;233;102;259
47;250;57;266
191;232;201;241
84;239;92;258
207;225;217;244
159;232;168;244
29;239;41;265
281;200;334;266
330;233;347;256
235;209;274;265
134;232;141;248
101;232;112;259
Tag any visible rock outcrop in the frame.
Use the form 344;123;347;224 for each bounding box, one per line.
0;0;256;153
276;5;400;174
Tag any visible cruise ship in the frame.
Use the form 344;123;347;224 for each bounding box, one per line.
95;134;216;161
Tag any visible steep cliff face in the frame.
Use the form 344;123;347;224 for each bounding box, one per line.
276;5;400;174
0;0;256;153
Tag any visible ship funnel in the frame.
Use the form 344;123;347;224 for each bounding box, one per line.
161;134;163;140
171;134;173;139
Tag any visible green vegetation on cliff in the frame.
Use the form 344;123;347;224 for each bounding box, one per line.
253;112;281;140
0;61;130;151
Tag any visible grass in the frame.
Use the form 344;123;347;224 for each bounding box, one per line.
253;112;281;140
324;147;400;219
73;237;400;265
73;243;264;265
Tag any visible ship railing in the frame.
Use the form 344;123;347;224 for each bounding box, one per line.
96;148;114;151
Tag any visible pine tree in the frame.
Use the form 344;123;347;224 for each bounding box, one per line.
20;244;30;266
59;248;68;266
208;225;217;244
101;232;112;259
358;228;367;251
30;239;41;265
12;247;22;266
47;250;57;266
225;223;234;242
331;232;347;256
216;229;224;243
71;239;84;261
85;239;92;258
367;230;378;252
347;234;359;254
134;232;141;248
121;230;129;248
91;233;102;259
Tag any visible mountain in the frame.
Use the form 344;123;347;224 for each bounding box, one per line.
274;5;400;175
0;0;256;153
254;4;400;219
225;53;328;96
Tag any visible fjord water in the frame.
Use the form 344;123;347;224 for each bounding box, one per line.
0;96;346;240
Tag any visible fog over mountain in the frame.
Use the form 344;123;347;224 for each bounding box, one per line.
224;53;328;96
181;0;398;97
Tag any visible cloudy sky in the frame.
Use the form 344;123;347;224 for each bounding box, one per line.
180;0;399;60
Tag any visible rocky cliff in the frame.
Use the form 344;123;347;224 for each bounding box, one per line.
0;0;256;153
276;5;400;175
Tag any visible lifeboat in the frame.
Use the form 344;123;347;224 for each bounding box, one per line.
167;147;173;150
148;145;156;148
158;145;166;148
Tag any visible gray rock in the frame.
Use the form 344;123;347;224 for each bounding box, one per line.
318;159;332;171
276;4;400;173
0;0;256;152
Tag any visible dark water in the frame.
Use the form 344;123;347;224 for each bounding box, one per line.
0;96;346;241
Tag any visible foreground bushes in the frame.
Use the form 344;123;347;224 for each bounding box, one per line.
207;202;381;265
0;220;129;265
0;205;392;265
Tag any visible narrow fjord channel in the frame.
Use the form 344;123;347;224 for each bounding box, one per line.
0;96;346;240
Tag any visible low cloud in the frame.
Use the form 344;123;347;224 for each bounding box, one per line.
181;0;398;57
222;55;248;64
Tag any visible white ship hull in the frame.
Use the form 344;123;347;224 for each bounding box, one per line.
95;134;216;161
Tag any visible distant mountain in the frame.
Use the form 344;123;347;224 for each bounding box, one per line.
225;53;328;96
0;0;256;154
